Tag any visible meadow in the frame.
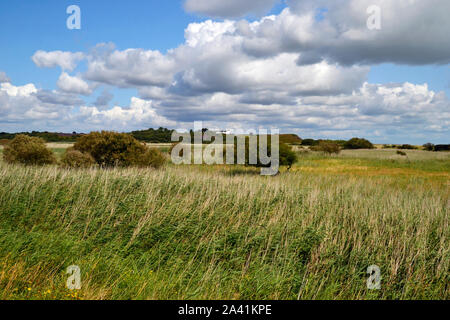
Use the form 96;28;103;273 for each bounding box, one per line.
0;145;448;300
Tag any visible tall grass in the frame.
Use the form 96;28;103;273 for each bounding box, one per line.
0;155;448;300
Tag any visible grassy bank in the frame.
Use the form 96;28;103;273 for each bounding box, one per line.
0;151;448;299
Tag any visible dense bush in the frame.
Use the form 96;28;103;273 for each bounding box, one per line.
434;145;450;152
279;143;298;170
344;138;374;149
301;139;318;146
423;143;435;151
73;131;167;168
3;134;56;165
61;149;96;169
134;148;167;169
399;144;418;150
397;150;407;156
311;141;341;154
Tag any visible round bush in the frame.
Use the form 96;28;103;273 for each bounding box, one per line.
61;149;96;169
73;131;167;168
344;138;374;149
3;134;56;165
135;148;167;169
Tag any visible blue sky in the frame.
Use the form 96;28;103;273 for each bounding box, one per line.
0;0;449;144
0;1;196;94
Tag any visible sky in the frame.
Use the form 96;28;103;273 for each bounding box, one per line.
0;0;449;144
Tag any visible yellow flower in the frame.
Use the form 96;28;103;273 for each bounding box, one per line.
27;288;31;291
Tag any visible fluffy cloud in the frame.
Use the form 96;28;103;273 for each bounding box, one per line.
0;81;175;133
184;0;279;18
32;50;84;71
242;0;450;65
78;97;176;131
162;82;449;143
57;72;93;95
0;82;72;130
84;47;178;88
34;90;84;106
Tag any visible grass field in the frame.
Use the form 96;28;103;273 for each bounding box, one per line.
0;147;448;300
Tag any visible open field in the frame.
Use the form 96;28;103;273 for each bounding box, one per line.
0;148;448;300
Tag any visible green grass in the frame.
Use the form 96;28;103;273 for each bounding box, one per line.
0;149;448;300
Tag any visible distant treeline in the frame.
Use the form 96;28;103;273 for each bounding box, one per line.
130;127;174;143
0;131;83;142
301;139;347;147
1;129;448;151
0;128;302;145
0;128;175;143
384;143;450;152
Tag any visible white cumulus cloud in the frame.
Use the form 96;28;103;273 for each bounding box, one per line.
57;72;93;96
32;50;84;71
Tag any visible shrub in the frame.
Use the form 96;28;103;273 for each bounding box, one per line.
423;143;435;151
61;149;96;169
399;144;418;150
3;134;56;165
279;143;298;170
134;148;167;169
73;131;167;168
344;138;374;149
397;150;407;156
311;141;341;154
